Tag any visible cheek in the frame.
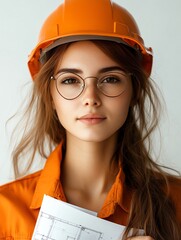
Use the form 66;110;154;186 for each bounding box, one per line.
52;95;76;127
111;91;132;124
51;83;64;119
114;101;130;121
53;99;70;121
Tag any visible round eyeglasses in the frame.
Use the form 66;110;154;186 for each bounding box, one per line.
51;70;131;100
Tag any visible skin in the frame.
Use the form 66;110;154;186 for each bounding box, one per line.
51;41;154;240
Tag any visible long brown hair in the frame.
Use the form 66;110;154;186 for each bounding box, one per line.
11;40;181;239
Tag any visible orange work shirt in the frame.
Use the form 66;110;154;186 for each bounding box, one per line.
0;143;181;239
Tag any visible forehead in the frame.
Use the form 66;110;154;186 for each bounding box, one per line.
56;41;121;74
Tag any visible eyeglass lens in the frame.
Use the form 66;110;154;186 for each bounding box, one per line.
53;71;130;100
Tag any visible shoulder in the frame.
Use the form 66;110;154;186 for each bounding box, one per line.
0;170;41;196
151;172;181;225
0;170;42;208
153;172;181;199
0;170;42;236
167;175;181;204
166;175;181;225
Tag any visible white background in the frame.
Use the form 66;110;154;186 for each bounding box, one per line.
0;0;181;184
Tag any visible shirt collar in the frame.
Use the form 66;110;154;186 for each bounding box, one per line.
30;143;131;216
98;167;131;218
30;143;65;209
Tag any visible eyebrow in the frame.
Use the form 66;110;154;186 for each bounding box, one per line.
56;66;125;75
99;66;125;74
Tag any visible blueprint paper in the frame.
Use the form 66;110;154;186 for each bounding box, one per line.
32;195;125;240
65;201;98;216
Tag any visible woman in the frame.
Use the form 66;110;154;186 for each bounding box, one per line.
0;0;180;239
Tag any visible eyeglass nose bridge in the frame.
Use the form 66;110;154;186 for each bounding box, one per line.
66;75;101;101
82;76;101;90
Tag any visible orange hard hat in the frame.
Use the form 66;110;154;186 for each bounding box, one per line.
28;0;153;79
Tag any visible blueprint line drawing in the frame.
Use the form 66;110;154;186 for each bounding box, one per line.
34;212;103;240
32;195;143;240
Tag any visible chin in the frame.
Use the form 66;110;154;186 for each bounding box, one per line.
76;133;117;143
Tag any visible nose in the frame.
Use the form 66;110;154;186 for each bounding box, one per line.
82;77;101;107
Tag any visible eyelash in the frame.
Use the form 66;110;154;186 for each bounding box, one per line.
61;78;80;84
101;76;121;83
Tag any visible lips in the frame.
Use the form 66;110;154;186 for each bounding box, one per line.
77;114;106;124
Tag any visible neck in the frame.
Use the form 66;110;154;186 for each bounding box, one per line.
61;133;119;195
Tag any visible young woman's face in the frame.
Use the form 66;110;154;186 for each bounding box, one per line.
51;41;133;143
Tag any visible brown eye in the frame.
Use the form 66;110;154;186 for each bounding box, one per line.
60;78;80;84
101;76;121;84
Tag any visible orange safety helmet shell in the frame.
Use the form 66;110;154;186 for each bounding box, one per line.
28;0;153;79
